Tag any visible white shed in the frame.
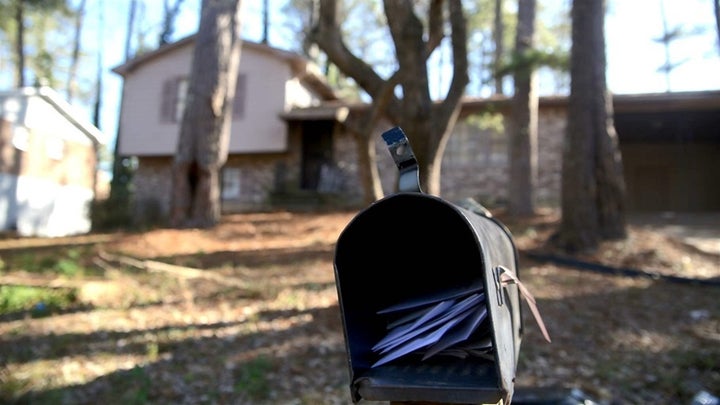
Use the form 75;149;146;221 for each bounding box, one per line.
0;86;106;237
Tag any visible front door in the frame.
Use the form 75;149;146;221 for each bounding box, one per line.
301;121;334;191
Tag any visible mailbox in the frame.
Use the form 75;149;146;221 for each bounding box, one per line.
333;127;523;404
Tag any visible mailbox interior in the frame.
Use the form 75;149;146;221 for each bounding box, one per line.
334;193;520;404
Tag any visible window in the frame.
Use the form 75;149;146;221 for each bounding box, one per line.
160;76;187;123
175;78;189;122
221;167;241;199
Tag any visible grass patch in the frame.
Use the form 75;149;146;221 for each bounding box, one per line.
234;355;273;400
117;366;152;405
672;348;720;372
0;285;77;316
2;247;101;277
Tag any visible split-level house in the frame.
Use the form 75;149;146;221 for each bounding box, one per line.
114;35;720;220
0;86;106;237
112;35;347;222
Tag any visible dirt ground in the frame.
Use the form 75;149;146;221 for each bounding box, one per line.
0;208;718;404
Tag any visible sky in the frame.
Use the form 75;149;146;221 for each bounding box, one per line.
5;0;719;153
605;0;720;94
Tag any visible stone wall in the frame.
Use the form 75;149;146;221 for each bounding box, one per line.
132;154;287;222
131;105;569;220
333;106;568;209
222;154;286;212
131;157;173;224
445;106;566;208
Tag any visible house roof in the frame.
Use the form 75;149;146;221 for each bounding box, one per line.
611;90;720;112
0;86;107;145
282;89;720;120
111;34;338;101
283;91;720;143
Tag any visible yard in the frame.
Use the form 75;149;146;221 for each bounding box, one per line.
0;208;718;404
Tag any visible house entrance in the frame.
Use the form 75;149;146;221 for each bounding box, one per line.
300;120;334;191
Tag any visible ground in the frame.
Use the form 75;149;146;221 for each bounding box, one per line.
0;209;718;404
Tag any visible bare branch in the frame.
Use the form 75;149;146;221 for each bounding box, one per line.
426;0;444;53
438;0;469;123
311;0;390;101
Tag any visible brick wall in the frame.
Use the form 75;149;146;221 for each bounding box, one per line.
132;154;290;221
131;157;173;223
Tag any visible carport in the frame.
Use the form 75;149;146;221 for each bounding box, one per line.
614;91;720;212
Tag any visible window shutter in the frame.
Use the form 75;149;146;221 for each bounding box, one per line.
232;74;247;119
160;78;180;123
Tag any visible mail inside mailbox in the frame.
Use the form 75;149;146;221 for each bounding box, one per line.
334;192;522;404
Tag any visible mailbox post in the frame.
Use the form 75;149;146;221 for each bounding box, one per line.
333;127;524;405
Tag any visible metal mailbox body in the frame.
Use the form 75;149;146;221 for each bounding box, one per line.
334;192;523;404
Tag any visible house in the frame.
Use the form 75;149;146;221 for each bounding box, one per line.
114;36;720;219
111;35;340;222
0;86;106;237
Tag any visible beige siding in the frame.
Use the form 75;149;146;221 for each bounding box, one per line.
230;48;292;153
118;45;194;156
118;43;315;156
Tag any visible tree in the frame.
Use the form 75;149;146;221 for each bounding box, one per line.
11;0;24;86
159;0;185;46
169;0;243;228
492;0;505;95
506;0;538;217
310;0;468;198
715;0;720;54
66;0;86;103
0;0;71;87
102;0;140;230
553;0;627;253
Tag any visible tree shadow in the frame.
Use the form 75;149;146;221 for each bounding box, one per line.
5;305;351;405
1;262;717;404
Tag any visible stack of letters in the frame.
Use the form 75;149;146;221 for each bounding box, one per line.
371;281;493;368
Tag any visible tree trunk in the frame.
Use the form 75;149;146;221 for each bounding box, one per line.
554;0;626;253
13;1;25;87
344;79;399;204
714;0;720;55
354;131;384;204
124;0;137;61
507;0;538;217
493;0;504;95
170;0;243;228
310;0;467;199
159;0;185;46
66;0;85;102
